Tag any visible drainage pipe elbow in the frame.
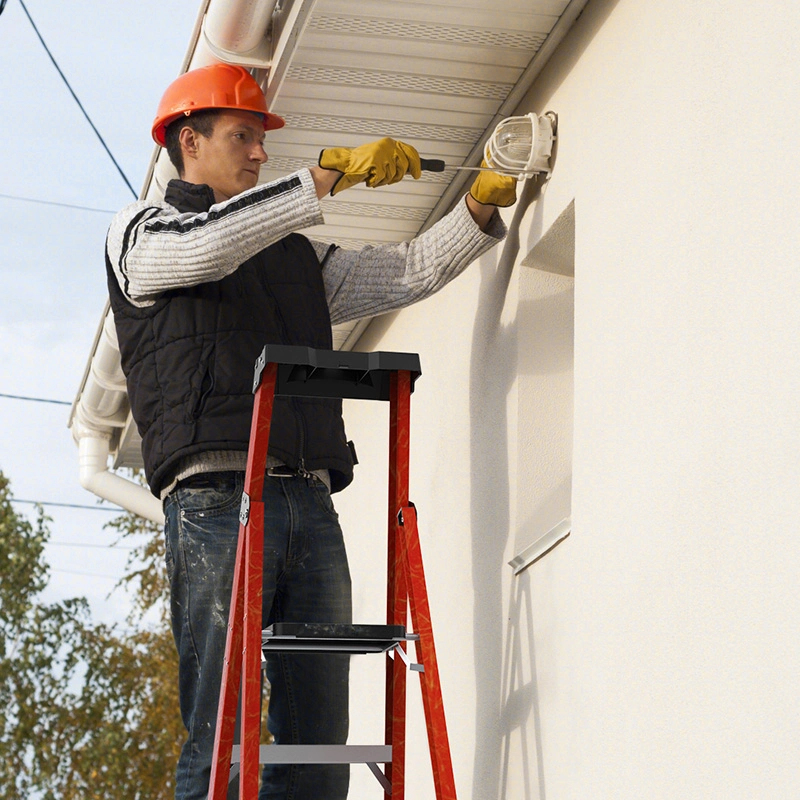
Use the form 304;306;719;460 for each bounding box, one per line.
78;435;165;526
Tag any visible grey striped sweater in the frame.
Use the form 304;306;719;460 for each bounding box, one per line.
106;168;506;324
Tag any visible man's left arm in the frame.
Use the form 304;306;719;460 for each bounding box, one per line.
465;195;498;232
319;196;508;326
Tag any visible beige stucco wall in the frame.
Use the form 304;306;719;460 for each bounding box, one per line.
336;0;800;797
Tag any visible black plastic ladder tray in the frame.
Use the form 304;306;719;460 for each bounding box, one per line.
253;344;421;400
262;623;417;654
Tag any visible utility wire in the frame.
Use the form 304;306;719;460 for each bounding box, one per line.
17;0;138;199
0;192;115;215
11;498;124;512
47;540;136;550
0;392;71;406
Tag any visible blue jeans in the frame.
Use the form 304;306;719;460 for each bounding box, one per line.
164;471;352;800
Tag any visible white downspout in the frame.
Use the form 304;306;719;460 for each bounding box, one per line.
203;0;279;63
71;312;165;525
78;435;165;525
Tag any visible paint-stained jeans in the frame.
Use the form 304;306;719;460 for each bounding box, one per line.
163;471;351;800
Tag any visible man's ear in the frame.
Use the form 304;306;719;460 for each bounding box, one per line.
179;125;201;164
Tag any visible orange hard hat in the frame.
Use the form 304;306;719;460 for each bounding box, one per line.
151;63;285;146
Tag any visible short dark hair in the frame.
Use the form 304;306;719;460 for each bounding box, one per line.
164;109;220;176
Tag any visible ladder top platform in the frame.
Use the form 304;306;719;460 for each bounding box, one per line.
254;345;422;401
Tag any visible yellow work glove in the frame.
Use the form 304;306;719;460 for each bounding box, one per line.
469;161;518;207
319;137;422;196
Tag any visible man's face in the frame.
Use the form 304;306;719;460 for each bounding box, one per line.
186;109;268;202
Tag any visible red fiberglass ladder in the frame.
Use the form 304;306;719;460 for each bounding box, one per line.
207;344;457;800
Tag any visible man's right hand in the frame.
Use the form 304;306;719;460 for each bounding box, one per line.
318;137;422;196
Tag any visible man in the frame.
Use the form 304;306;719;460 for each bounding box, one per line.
105;63;515;800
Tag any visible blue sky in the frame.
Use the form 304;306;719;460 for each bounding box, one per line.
0;0;199;625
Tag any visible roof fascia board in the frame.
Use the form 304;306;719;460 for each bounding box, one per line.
264;0;320;108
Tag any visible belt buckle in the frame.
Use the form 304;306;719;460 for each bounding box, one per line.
267;465;297;478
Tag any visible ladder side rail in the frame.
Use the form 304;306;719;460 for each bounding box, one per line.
208;518;248;800
400;504;457;800
240;499;265;797
208;362;278;800
385;369;413;800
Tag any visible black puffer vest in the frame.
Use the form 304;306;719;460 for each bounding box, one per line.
106;179;354;497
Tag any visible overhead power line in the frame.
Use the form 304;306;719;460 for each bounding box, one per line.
0;192;116;215
12;498;124;512
0;392;71;406
17;0;138;199
52;567;121;581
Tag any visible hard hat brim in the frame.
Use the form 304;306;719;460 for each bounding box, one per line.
152;107;285;147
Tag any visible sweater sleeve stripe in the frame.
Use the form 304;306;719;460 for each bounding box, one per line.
106;170;322;307
118;206;163;299
144;176;302;237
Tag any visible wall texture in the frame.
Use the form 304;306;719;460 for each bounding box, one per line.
335;0;800;797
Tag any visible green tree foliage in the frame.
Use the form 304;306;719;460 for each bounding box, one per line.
0;470;182;799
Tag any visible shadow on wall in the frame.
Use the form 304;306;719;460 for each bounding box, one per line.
499;570;543;800
516;281;574;376
469;175;545;799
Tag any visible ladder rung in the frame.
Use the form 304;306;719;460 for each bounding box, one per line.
230;744;392;764
262;622;417;654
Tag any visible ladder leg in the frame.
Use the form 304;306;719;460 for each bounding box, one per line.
386;369;412;800
208;362;278;800
240;500;264;797
400;504;457;800
208;524;247;800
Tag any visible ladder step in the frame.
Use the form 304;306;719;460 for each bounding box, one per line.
230;744;392;764
262;622;416;654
